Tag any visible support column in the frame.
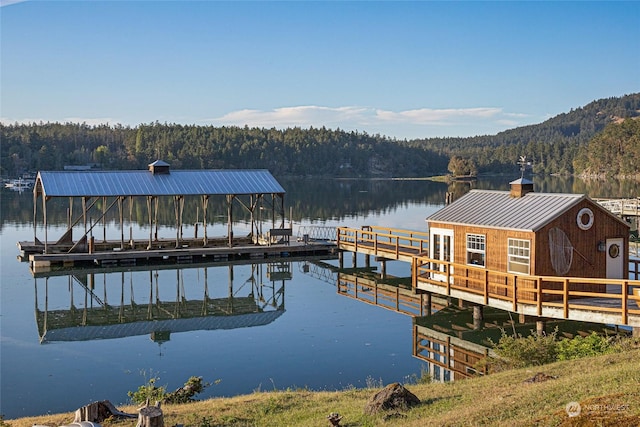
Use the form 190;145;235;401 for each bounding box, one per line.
102;196;107;242
43;192;48;254
352;252;357;268
536;320;546;336
147;196;153;250
633;327;640;339
338;251;344;269
380;259;387;279
227;195;234;248
473;305;483;330
129;196;134;249
202;195;209;246
118;196;124;249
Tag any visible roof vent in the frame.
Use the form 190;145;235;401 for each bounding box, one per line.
148;160;170;175
509;178;533;198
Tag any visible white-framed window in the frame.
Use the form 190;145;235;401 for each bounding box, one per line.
466;234;485;266
508;238;530;274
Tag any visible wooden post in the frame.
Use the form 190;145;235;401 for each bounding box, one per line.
473;305;483;330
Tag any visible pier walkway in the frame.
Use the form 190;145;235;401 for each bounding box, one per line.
337;226;640;328
596;197;640;217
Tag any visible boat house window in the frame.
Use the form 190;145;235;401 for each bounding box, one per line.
508;238;531;274
466;234;485;266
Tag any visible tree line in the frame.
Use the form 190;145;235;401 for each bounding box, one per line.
1;93;639;179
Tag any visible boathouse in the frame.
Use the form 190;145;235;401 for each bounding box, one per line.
426;179;630;282
30;160;288;255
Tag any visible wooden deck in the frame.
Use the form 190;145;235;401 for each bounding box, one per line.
337;226;640;327
21;237;337;275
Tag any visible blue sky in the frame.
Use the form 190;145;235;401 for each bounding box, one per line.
1;1;638;140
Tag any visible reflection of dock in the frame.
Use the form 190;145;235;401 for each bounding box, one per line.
337;270;447;317
35;262;290;343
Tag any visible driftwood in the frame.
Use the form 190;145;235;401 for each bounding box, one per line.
136;400;164;427
74;400;136;423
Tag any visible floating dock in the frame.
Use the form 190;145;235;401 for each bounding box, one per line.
19;237;337;274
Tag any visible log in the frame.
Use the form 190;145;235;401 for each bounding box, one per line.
136;401;164;427
74;400;136;423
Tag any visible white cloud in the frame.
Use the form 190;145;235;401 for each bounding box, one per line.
206;105;516;136
375;107;503;124
209;106;370;128
0;0;28;7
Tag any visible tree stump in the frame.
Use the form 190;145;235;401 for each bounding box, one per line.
74;400;135;423
136;401;164;427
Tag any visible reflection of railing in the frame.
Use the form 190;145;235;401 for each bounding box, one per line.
299;260;338;285
413;256;640;326
337;226;429;262
413;324;492;381
337;272;434;317
35;262;289;343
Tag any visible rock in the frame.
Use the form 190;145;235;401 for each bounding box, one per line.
523;372;558;383
364;382;420;415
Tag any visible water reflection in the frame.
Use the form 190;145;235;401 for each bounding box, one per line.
34;262;291;344
331;263;622;383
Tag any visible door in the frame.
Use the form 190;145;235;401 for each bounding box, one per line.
606;238;624;279
430;228;454;282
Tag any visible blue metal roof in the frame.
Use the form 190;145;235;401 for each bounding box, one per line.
36;169;285;197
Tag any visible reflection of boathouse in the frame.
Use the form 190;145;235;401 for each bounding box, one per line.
34;262;290;344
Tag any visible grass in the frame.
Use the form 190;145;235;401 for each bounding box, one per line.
4;349;640;427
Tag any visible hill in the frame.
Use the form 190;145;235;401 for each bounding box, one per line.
1;93;639;178
6;348;640;426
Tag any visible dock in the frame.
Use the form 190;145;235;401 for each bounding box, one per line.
337;225;640;328
19;237;337;274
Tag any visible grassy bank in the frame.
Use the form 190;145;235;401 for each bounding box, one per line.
5;349;640;427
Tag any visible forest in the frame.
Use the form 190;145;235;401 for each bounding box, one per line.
1;93;639;179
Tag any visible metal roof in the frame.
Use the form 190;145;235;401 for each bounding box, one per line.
426;189;587;232
39;310;284;342
35;169;285;197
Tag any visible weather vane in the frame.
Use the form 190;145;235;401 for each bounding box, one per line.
518;155;533;179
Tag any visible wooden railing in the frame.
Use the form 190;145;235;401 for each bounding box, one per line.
337;225;429;260
412;256;640;326
596;198;640;216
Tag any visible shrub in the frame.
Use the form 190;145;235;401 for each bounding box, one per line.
128;374;166;405
490;329;559;369
557;332;614;360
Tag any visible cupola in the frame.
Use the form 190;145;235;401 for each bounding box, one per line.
148;160;170;175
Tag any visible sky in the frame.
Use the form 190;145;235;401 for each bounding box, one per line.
1;1;638;140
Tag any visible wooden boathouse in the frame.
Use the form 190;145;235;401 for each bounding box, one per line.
426;178;630;287
336;179;640;329
22;161;335;272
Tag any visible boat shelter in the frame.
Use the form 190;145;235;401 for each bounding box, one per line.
31;160;288;254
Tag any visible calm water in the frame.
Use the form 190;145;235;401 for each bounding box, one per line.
1;176;638;418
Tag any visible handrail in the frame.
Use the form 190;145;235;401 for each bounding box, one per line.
413;255;640;325
337;225;640;326
337;226;429;259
